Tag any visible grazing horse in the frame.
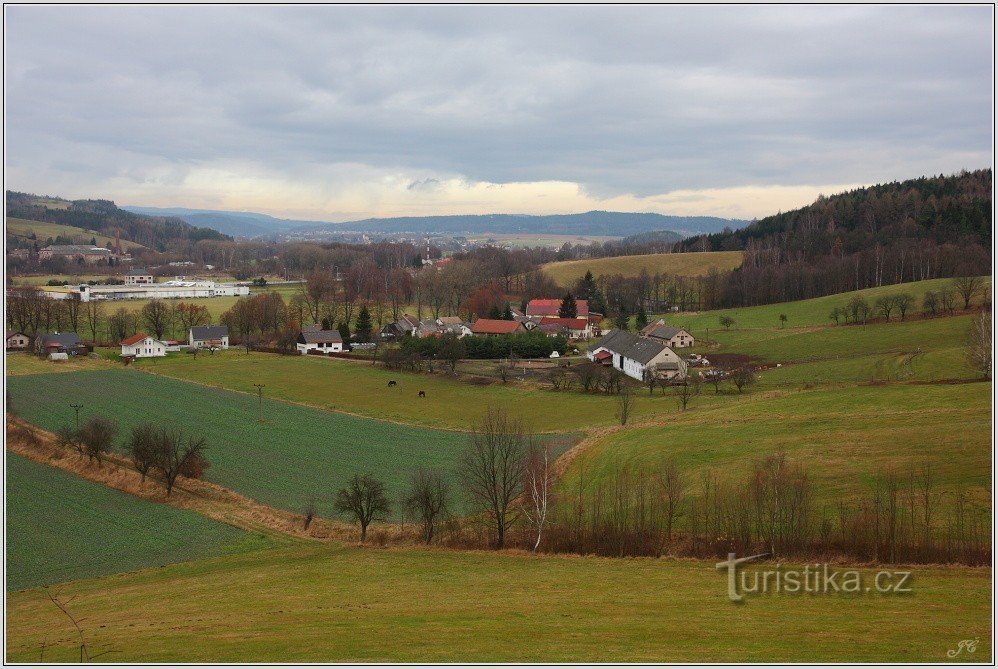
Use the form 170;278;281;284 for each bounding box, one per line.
418;390;426;398
387;380;397;387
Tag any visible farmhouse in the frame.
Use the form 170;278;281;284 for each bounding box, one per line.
189;325;229;349
538;316;595;339
587;329;688;382
124;268;154;285
471;319;527;336
297;328;343;354
640;320;695;348
380;314;420;340
6;331;30;350
120;333;166;358
35;332;87;357
526;298;589;318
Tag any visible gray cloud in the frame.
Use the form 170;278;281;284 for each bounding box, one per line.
4;5;993;214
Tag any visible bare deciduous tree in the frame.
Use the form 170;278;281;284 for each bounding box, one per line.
403;468;450;544
334;474;391;543
616;383;634;425
152;428;208;496
967;309;992;378
303;497;318;530
952;276;984;310
127;423;157;482
78;416;118;464
658;458;684;543
521;443;552;552
460;406;528;549
730;367;755;393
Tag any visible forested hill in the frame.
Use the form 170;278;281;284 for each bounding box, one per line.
6;191;230;250
678;170;992;306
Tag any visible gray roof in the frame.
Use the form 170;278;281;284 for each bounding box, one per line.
190;325;229;340
645;324;683;340
588;329;672;365
38;332;81;347
300;329;342;344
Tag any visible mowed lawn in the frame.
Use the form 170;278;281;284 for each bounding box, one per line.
541;250;743;287
5;370;529;515
563;381;992;511
130;350;681;432
6;454;271;591
5;542;990;662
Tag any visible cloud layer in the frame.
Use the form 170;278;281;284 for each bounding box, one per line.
4;6;993;220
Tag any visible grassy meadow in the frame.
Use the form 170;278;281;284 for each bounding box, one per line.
6;454;271;591
541;250;743;287
6;217;146;250
5;542;990;662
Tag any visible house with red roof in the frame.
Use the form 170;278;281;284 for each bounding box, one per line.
471;318;527;336
538;316;595;339
120;333;166;358
525;298;590;318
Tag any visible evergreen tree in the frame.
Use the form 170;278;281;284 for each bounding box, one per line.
355;306;373;342
578;270;597;300
589;289;609;316
636;305;648;329
337;321;351;342
613;309;630;331
558;293;577;318
502;303;514;320
488;305;502;319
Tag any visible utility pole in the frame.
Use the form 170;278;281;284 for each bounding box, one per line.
253;384;264;422
69;404;83;429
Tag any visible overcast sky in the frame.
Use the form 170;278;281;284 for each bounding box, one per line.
4;5;993;221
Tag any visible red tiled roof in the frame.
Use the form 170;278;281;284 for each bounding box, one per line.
471;319;524;335
120;333;149;346
526;299;589;317
594;350;613;360
539;317;589;329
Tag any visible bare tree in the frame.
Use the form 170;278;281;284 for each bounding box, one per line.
403;468;450;544
127;423;157;482
334;474;391;543
303;497;318;530
875;295;898;322
459;406;528;549
674;375;699;410
658;458;685;542
895;292;914;321
922;291;939;316
45;590;118;662
152;428;208;496
718;315;735;330
952;276;984;310
967;309;992;378
141;299;173;340
730;366;755;393
938;288;958;315
84;300;104;344
616;382;634;424
78;415;118;464
521;442;552;552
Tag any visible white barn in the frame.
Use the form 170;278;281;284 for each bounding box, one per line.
587;329;688;381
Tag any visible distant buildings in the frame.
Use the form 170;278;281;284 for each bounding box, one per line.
38;245;112;264
471;319;527;336
640;320;695;348
49;278;250;302
34;332;88;357
124;268;154;285
526;298;590;318
587;329;688;382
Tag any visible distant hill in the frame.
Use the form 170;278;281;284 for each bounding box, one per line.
7;192;230;251
123;207;749;239
6;217;147;250
618;229;684;247
123;206;310;238
297;211;747;238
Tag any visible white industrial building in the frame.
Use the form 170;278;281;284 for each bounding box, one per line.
62;278;249;302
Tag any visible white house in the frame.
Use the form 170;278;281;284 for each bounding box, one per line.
538;317;595;339
189;325;229;349
640;320;695;348
6;331;30;350
297;328;343;354
120;333;166;358
587;329;688;381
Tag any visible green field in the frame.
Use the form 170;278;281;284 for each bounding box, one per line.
6;216;146;250
6;352;115;376
563;381;991;510
128;350;710;432
5;542;990;662
6;369;505;515
6;454;271;591
541;250;743;287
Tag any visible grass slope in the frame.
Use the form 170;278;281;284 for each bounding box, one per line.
6;370;499;515
5;543;990;662
542;250;743;287
6;217;145;250
6;454;270;591
130;350;672;432
563;381;991;510
6;352;115;376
